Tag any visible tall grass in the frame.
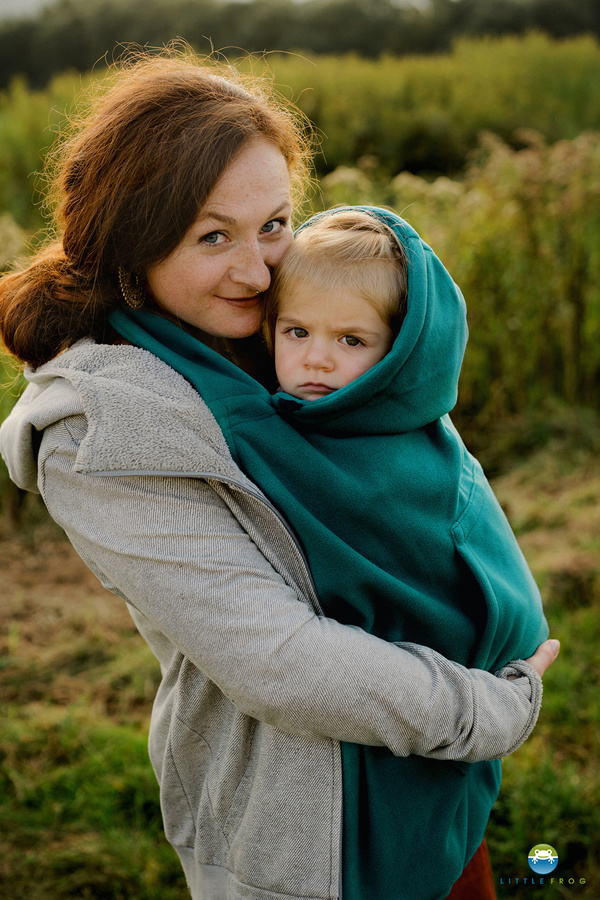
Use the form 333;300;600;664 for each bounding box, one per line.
0;71;87;232
0;350;27;523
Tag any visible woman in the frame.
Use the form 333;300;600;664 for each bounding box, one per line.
0;49;558;900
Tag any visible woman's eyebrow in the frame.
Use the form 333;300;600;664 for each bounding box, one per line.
268;201;293;218
199;211;237;226
199;201;292;227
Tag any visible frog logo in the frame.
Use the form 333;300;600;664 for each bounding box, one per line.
528;843;558;874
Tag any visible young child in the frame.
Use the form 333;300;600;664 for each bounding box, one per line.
263;208;407;400
111;206;548;900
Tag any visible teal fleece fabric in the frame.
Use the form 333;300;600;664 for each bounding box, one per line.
111;206;548;900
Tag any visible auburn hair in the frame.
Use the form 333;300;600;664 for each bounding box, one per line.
0;47;312;368
263;209;408;353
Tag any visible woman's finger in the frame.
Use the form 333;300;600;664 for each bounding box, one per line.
524;639;561;677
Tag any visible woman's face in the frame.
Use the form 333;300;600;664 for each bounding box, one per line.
146;137;294;339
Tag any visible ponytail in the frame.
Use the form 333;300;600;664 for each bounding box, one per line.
0;244;118;368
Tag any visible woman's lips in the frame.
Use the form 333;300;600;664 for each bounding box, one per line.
220;294;262;307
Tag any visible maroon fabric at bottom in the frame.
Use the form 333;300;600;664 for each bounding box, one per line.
446;840;497;900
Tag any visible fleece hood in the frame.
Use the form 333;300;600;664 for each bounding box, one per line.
272;205;468;435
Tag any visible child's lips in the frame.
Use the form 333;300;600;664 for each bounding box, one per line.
299;382;336;395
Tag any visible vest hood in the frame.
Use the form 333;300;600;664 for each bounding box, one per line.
273;206;468;435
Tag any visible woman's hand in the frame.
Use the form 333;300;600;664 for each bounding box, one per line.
522;639;560;677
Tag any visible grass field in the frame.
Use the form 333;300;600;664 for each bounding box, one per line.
0;525;187;898
0;444;598;898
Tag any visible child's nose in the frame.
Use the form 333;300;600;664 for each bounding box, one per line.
304;342;334;371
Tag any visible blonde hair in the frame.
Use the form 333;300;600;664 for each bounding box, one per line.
263;209;407;353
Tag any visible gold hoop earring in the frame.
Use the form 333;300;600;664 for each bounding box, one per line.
118;267;146;309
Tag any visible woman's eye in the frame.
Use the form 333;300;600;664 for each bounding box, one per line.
261;218;286;235
200;231;226;246
342;335;362;347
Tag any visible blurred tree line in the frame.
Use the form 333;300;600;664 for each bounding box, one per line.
0;0;599;89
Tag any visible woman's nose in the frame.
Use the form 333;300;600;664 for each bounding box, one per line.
229;241;272;293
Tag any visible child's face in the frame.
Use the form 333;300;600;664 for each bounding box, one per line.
274;282;394;400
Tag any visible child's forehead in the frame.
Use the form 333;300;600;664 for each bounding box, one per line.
277;282;386;328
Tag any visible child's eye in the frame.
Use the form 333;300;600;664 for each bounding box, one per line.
261;217;287;235
291;327;309;338
342;335;363;347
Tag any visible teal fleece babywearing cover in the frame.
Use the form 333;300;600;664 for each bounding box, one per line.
111;206;548;900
